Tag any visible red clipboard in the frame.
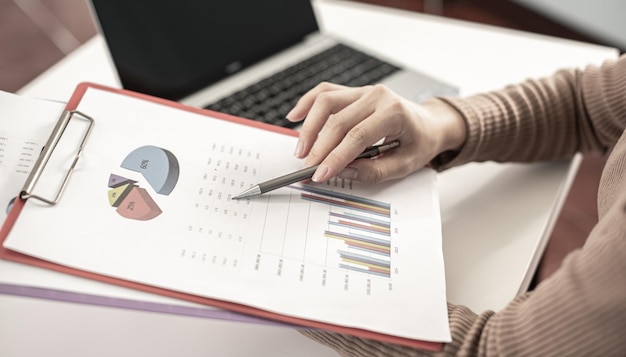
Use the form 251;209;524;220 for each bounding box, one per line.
0;82;443;351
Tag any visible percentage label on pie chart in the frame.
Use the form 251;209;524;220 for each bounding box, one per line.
108;145;180;221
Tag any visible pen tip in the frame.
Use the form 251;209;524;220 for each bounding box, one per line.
231;185;261;200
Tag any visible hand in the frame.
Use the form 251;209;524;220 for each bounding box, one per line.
286;82;467;183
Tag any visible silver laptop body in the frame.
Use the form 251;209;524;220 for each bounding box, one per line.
89;0;457;126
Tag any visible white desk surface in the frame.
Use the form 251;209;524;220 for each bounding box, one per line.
1;0;618;356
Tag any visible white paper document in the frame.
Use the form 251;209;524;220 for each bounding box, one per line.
0;90;228;310
3;87;450;342
0;91;64;223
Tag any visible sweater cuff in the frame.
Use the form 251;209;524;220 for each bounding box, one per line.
430;96;485;171
297;303;492;356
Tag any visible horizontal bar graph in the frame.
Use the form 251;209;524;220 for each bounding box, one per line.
292;184;393;278
295;184;391;217
338;250;390;278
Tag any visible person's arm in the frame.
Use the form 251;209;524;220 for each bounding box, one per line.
288;56;626;183
286;83;467;184
433;54;626;170
289;55;626;356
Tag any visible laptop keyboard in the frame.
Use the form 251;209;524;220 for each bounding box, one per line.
205;44;399;128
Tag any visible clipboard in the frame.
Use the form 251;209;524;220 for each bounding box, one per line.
0;82;445;351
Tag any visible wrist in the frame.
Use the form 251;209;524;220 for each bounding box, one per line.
421;97;467;154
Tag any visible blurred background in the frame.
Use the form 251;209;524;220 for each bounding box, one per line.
1;0;622;286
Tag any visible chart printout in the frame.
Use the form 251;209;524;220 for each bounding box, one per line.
0;89;236;312
4;87;450;342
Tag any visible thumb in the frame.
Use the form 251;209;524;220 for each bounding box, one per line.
337;154;414;184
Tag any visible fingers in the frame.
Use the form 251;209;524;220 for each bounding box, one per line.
311;109;401;182
288;83;370;159
287;82;345;122
304;90;380;167
288;83;429;184
338;151;417;184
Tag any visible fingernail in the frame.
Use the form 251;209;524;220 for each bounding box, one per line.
338;167;358;180
286;109;296;121
294;140;304;158
312;165;329;182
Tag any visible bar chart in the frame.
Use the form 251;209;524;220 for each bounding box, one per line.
293;185;392;279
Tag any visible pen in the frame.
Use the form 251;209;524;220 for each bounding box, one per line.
231;140;400;200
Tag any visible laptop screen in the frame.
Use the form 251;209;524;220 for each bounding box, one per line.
90;0;318;100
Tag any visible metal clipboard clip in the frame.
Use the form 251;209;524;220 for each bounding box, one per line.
20;109;95;205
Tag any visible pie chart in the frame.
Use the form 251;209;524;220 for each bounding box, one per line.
6;197;16;215
108;146;180;221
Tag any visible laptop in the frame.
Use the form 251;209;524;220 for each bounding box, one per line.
88;0;458;128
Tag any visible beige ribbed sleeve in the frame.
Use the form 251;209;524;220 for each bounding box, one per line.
434;56;626;169
300;55;626;356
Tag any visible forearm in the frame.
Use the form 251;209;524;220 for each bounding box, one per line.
433;70;583;170
431;56;626;170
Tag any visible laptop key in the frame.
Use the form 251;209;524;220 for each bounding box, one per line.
204;44;400;128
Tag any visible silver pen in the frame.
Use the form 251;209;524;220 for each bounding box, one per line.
231;140;400;200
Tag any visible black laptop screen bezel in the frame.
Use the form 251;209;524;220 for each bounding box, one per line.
90;0;319;100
